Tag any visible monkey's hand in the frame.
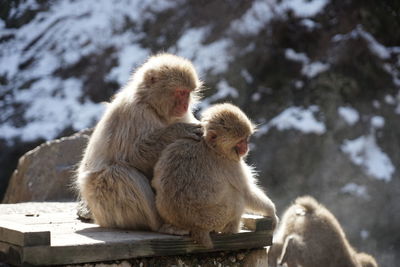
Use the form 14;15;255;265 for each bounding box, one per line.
167;122;203;141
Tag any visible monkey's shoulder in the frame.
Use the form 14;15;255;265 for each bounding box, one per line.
161;138;204;158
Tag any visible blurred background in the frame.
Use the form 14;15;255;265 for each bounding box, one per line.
0;0;399;266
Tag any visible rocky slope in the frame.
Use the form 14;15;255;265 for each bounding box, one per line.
1;0;399;266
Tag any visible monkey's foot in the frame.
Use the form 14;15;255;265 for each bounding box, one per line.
158;224;189;235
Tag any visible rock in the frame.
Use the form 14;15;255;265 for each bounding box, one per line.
2;129;92;203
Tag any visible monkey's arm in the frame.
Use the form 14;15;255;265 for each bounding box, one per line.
245;184;276;216
133;123;202;177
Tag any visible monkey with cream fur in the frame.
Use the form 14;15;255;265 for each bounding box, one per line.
268;195;378;267
152;103;278;248
76;53;203;231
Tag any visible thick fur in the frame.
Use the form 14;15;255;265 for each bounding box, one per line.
268;196;378;267
76;53;202;231
152;103;278;248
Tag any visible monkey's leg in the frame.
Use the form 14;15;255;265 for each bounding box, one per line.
83;165;162;231
221;215;241;234
158;223;189;235
267;242;284;267
279;234;304;267
191;228;213;249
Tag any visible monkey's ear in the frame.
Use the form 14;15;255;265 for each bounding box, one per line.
144;69;159;86
206;130;218;143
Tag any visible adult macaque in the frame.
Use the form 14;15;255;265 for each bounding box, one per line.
268;196;378;267
152;103;278;248
76;53;202;231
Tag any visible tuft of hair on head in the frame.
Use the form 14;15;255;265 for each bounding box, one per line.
201;103;255;139
293;195;321;214
134;53;202;94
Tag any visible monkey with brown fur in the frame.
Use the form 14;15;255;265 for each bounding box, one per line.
76;53;203;231
268;196;378;267
152;103;278;248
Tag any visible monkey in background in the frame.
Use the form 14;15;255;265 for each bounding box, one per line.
76;53;203;231
268;196;378;267
152;103;278;248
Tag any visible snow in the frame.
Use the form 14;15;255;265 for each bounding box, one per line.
0;0;193;142
255;105;326;136
360;230;370;240
302;61;330;78
241;69;254;83
230;0;329;36
371;116;385;128
230;0;274;35
300;18;319;30
341;135;394;182
372;100;381;109
285;48;308;63
278;0;330;18
199;80;239;110
294;80;304;89
252;92;262;102
332;25;400;60
338;106;359;126
174;27;232;76
285;48;329;78
340;183;370;200
107;43;150;85
384;94;396;105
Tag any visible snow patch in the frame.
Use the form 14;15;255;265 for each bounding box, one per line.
252;92;262;102
278;0;330;18
300;18;319;30
255;105;326;136
338;106;359;126
302;61;329;78
285;48;329;78
360;230;370;240
0;0;182;142
384;94;396;105
341;135;394;182
230;0;329;36
340;183;370;200
241;69;254;83
230;0;274;35
371;116;385;128
174;27;231;76
332;25;400;60
199;80;239;110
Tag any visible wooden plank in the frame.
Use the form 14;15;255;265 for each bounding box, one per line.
0;202;274;266
0;221;50;247
241;214;274;231
20;230;273;266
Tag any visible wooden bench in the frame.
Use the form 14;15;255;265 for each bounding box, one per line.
0;202;273;266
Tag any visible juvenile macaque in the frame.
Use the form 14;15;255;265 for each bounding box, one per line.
152;103;278;248
268;196;378;267
76;53;202;231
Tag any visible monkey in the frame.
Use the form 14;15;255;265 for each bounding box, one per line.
268;196;378;267
75;53;203;231
152;103;278;248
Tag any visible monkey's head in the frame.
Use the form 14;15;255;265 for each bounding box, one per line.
201;103;255;161
133;53;202;122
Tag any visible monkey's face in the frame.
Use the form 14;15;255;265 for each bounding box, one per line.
235;138;249;157
141;65;200;121
171;88;191;118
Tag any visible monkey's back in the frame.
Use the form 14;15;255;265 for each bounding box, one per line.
153;139;242;231
279;196;359;267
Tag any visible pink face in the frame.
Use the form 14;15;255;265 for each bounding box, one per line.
235;138;248;156
172;88;191;117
